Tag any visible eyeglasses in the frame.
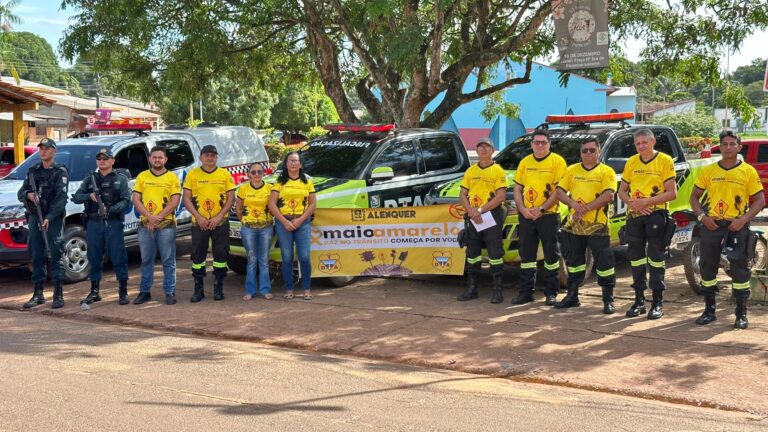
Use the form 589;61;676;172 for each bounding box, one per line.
287;159;301;163
581;148;597;154
96;156;110;161
249;170;264;175
532;140;549;146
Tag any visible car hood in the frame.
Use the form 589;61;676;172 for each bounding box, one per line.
0;179;23;206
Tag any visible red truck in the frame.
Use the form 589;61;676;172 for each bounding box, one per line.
712;138;768;201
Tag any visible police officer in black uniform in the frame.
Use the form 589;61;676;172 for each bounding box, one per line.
18;138;69;309
72;148;132;306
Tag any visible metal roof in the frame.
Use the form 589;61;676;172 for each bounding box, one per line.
0;80;56;107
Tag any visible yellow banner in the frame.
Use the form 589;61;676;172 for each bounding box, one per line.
310;205;466;277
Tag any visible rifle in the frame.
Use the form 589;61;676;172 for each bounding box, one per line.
27;172;51;259
90;172;110;229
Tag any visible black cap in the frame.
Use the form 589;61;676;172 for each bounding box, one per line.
200;145;218;155
96;148;114;159
38;138;56;149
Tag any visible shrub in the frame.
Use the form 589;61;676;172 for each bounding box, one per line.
680;136;713;153
265;142;287;163
654;111;720;139
307;126;327;140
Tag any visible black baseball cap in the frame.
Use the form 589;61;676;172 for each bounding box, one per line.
38;138;56;149
96;148;114;159
200;145;218;155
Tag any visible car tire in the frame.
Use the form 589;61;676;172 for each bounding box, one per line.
62;224;90;283
319;276;356;287
228;255;248;275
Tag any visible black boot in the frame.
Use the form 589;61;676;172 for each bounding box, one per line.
52;282;64;309
511;289;535;305
457;273;479;301
695;293;717;325
118;279;130;305
213;273;225;301
23;283;45;309
734;290;749;330
133;292;151;304
490;273;504;304
602;286;615;314
190;275;205;302
625;289;646;317
544;293;557;306
81;280;102;305
553;286;580;309
647;290;663;320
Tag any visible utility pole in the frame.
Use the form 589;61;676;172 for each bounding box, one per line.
95;73;101;108
199;99;203;121
189;101;194;122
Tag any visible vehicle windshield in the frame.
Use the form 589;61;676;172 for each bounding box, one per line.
495;132;607;170
298;139;375;179
4;145;103;182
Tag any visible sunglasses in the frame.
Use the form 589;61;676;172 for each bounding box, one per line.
581;148;597;154
249;170;264;175
96;156;110;161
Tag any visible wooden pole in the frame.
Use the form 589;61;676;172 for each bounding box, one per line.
12;110;26;165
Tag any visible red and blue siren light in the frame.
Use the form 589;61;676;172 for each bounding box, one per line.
324;123;395;133
545;112;634;124
85;123;152;132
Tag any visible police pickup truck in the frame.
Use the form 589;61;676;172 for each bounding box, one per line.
0;124;268;282
425;112;719;276
228;124;471;282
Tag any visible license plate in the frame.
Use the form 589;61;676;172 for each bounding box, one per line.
229;222;242;239
672;226;693;244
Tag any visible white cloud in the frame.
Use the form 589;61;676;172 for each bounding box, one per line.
24;17;69;27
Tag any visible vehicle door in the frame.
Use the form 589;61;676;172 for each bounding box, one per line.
751;141;768;201
155;138;196;224
112;142;150;235
365;139;421;207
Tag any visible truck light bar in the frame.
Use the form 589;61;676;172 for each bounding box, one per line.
85;123;152;132
324;123;395;133
545;112;634;124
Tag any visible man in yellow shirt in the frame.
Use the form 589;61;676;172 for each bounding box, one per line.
183;145;236;302
457;138;508;303
618;128;677;319
690;129;765;329
512;130;567;305
132;146;181;305
555;138;617;313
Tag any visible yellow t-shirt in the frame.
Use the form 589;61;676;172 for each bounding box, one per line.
272;177;315;217
621;151;675;216
184;167;236;224
558;162;617;235
460;163;508;208
694;161;763;220
237;181;274;227
133;169;181;227
514;152;567;212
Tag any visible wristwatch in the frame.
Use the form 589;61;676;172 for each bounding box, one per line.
697;212;705;222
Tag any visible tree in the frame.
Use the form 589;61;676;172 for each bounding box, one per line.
60;0;768;128
270;84;339;134
3;32;60;85
744;81;768;107
732;58;767;87
0;0;22;80
654;110;720;138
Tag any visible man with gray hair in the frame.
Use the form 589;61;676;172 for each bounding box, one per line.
618;128;677;319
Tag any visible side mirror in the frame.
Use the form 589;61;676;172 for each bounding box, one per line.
370;166;394;182
606;157;628;174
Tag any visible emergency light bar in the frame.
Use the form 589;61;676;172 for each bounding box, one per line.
545;112;634;124
85;123;152;132
324;123;395;133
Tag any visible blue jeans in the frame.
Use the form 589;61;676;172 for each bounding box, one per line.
87;218;128;282
138;225;176;294
241;225;274;296
274;220;311;290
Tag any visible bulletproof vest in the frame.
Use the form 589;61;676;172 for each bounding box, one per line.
85;171;120;218
29;165;62;216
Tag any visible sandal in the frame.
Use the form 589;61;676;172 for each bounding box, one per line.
264;293;273;300
242;294;253;301
303;291;314;300
283;291;294;299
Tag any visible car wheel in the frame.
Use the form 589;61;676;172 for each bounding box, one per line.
319;276;356;287
228;255;247;275
62;225;90;283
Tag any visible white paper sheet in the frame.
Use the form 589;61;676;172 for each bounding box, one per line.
470;211;496;232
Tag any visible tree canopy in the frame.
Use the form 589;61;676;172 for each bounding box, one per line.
59;0;768;128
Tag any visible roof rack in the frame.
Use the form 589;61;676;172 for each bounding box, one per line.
324;123;396;133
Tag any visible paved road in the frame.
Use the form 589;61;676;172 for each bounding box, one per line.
0;310;764;432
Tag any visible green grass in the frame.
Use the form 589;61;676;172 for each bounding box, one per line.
741;131;768;138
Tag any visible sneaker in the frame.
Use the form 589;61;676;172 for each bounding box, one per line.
133;292;151;305
165;293;177;305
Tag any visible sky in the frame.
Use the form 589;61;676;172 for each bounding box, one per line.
9;0;768;74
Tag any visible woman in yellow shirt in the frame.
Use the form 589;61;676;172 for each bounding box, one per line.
268;152;317;300
236;163;274;300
